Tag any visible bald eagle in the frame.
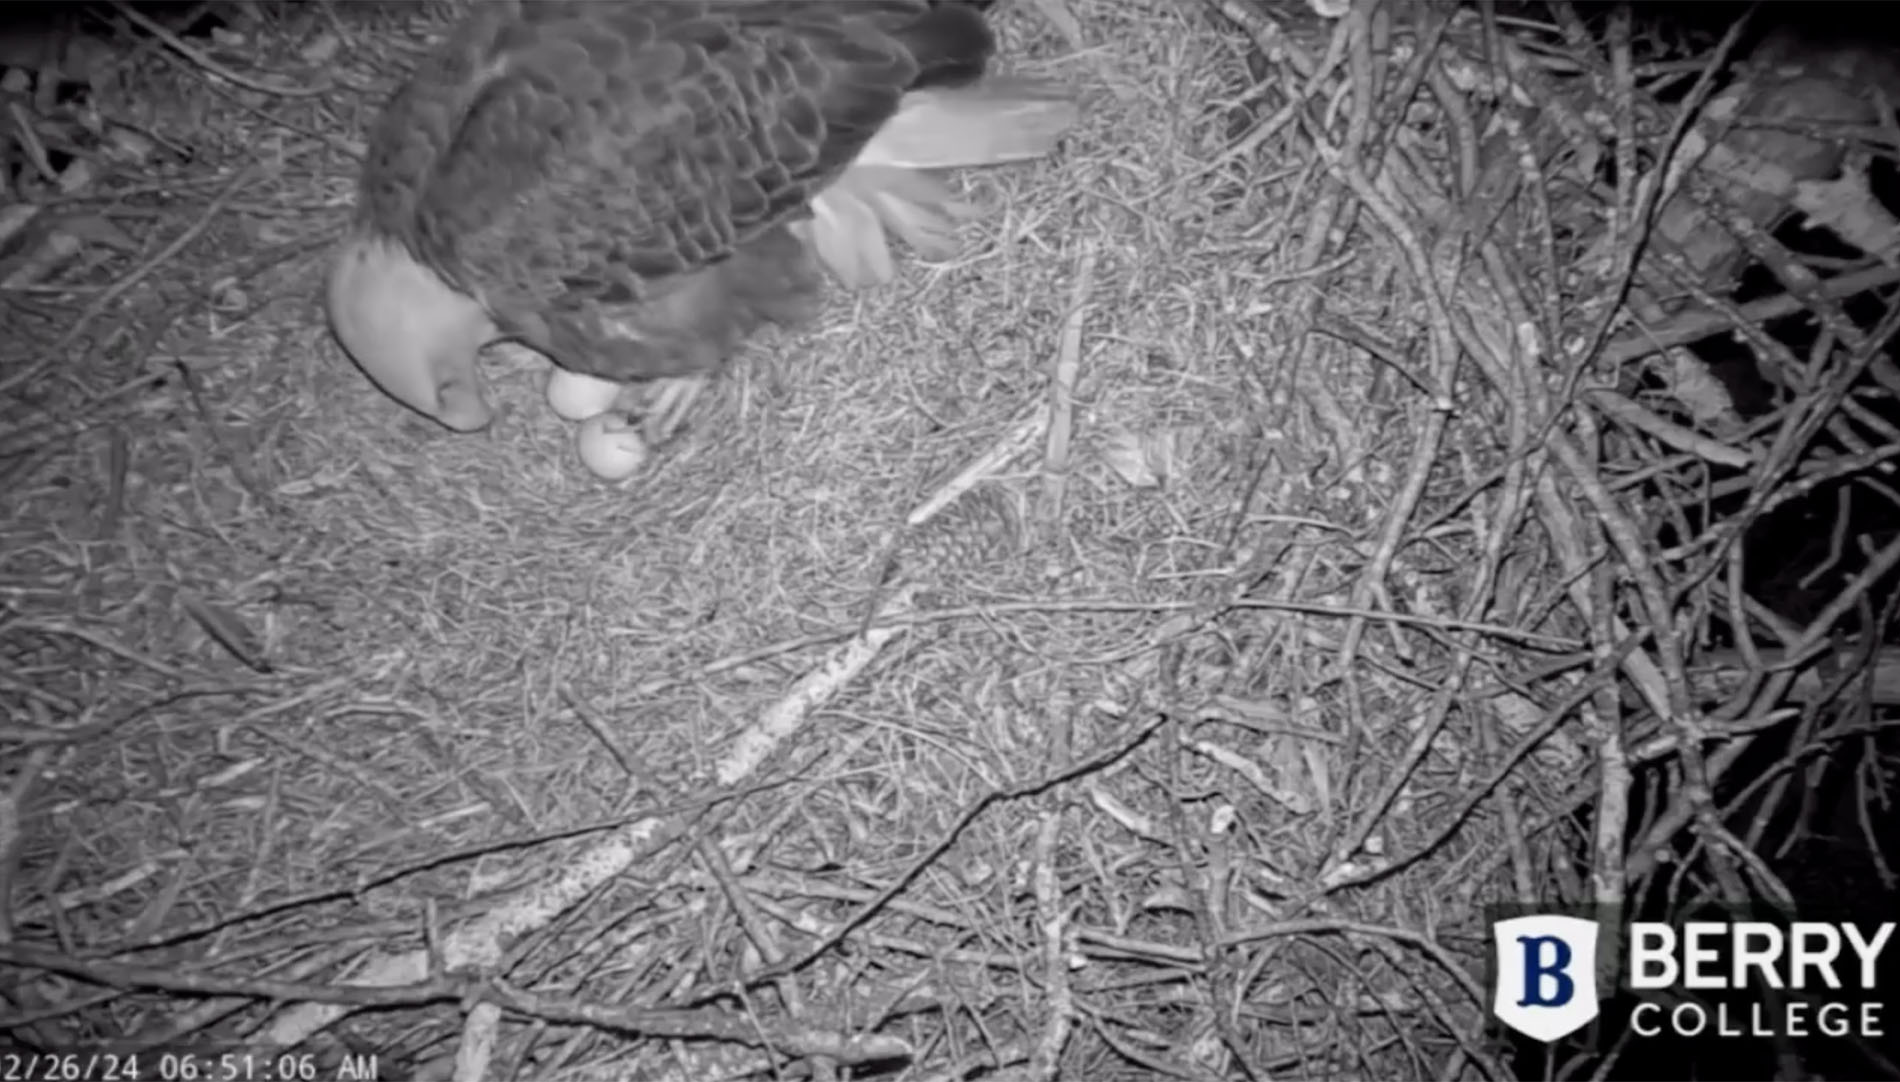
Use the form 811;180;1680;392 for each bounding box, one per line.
325;0;1077;453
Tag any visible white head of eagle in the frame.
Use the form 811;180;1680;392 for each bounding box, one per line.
327;233;500;432
325;0;1078;439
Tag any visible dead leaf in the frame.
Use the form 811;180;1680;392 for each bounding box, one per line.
1098;425;1190;489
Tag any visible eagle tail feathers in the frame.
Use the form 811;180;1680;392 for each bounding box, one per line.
806;80;1077;288
855;78;1079;170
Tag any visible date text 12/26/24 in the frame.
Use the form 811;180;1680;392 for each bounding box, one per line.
0;1046;382;1082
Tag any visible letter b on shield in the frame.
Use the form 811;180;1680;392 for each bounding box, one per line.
1492;915;1601;1042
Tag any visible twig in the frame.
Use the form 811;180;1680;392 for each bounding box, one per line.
0;748;54;943
0;941;461;1009
260;592;912;1047
1034;245;1096;543
737;714;1166;988
906;408;1050;530
1603;264;1900;368
720;584;919;786
1586;387;1754;468
453;1003;502;1082
111;3;331;98
1027;809;1076;1080
0;165;256;401
484;982;914;1064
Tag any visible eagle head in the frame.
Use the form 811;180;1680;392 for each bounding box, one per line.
325;233;499;433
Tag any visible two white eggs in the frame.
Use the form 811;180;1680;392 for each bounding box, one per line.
545;369;647;481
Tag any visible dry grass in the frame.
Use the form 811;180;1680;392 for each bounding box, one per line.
6;0;1896;1079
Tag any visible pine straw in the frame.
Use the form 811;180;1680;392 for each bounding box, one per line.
7;0;1889;1078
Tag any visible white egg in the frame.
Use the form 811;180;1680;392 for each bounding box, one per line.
576;412;650;481
546;368;626;422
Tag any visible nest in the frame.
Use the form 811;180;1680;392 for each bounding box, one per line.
4;0;1899;1078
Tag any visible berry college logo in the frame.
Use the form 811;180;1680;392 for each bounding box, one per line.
1493;915;1603;1042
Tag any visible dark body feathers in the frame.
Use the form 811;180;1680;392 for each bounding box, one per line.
355;0;1003;384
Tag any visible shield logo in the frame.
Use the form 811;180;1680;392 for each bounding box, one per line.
1492;915;1602;1042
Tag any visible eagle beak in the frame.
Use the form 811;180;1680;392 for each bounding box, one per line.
424;367;496;432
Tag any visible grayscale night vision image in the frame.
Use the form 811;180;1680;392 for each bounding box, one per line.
3;1;1898;1079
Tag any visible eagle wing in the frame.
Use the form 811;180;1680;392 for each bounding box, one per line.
358;0;992;382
